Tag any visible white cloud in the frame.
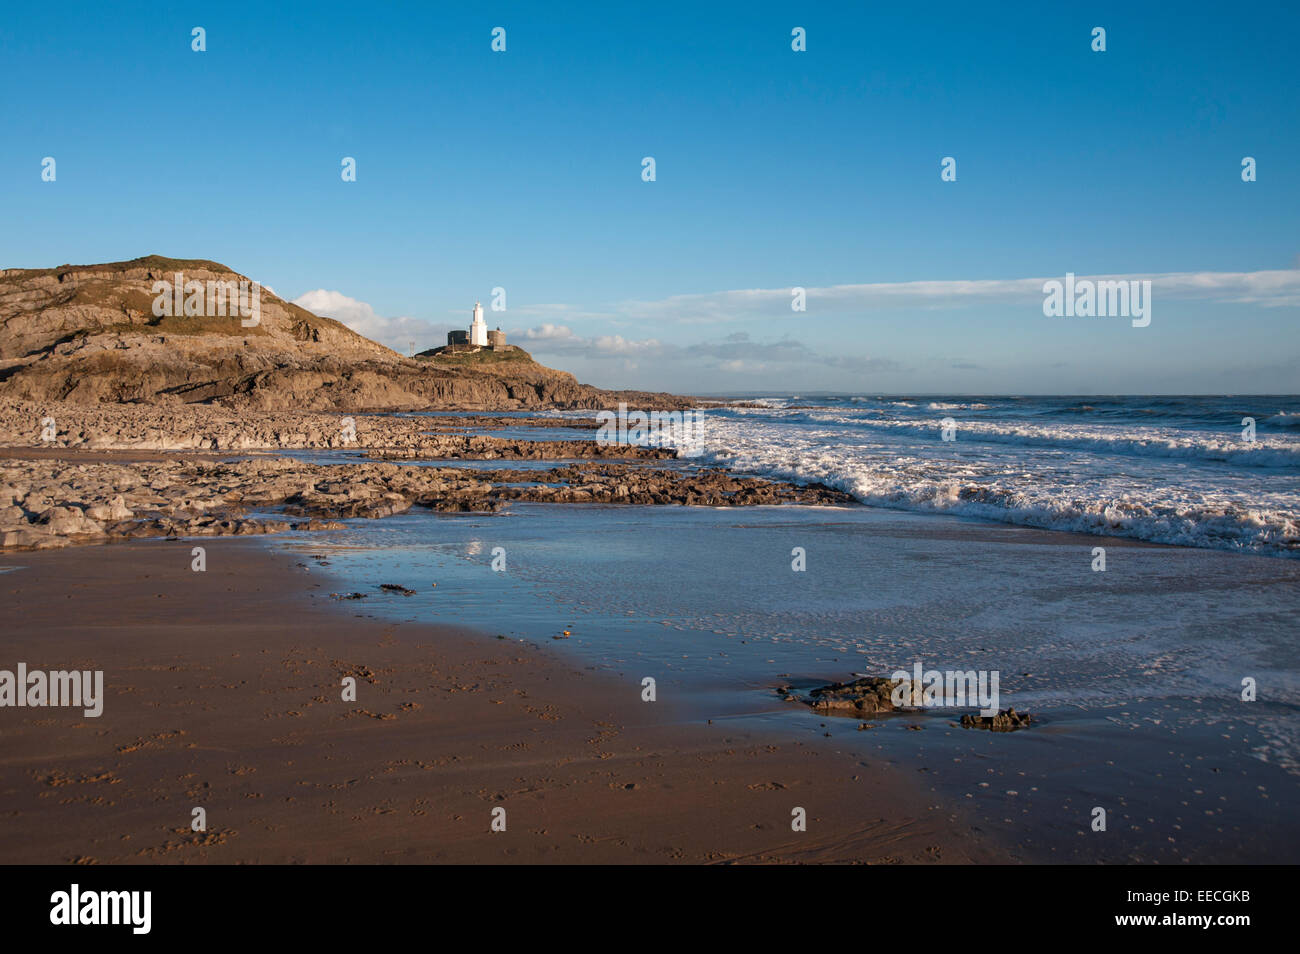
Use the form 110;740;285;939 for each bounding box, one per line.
611;268;1300;324
292;289;451;353
511;325;898;375
590;334;663;356
521;323;577;341
293;290;383;335
295;267;1300;353
516;324;666;357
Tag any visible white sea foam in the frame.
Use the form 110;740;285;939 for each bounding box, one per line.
649;403;1300;557
843;418;1300;467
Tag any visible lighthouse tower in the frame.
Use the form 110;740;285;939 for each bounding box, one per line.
470;301;488;346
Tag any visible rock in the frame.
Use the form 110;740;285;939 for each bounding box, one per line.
36;506;104;536
291;519;345;531
960;707;1033;731
804;677;898;716
2;528;66;549
86;494;132;521
0;434;850;552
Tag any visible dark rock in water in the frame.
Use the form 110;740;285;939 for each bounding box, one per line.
960;707;1033;731
787;676;898;717
379;583;416;596
775;685;800;702
781;675;1034;732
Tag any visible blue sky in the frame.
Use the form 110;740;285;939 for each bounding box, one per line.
2;1;1297;393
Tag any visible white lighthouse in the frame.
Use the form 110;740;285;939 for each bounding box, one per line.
470;301;488;347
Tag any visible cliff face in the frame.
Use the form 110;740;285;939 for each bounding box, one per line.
0;256;689;411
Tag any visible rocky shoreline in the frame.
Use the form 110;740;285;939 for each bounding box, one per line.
0;401;853;551
0;399;621;453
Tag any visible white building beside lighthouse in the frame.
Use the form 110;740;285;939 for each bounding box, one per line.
443;301;507;352
470;301;488;347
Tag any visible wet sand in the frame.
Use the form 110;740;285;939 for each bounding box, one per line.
0;538;1003;864
272;503;1300;864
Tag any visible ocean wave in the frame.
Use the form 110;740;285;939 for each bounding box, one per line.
717;407;1300;466
844;418;1300;467
926;401;990;411
697;443;1298;556
672;411;1300;557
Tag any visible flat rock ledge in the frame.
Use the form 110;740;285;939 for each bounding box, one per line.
0;454;852;551
0;400;669;456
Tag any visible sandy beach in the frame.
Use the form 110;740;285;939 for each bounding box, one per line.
3;392;1298;866
0;536;1002;864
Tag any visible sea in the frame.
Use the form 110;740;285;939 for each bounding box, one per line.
611;394;1300;557
267;394;1300;862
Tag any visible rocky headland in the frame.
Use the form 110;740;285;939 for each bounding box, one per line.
0;256;693;412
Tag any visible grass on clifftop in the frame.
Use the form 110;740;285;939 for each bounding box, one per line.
0;255;233;281
418;346;535;365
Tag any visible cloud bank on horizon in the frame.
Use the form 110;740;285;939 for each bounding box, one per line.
294;267;1300;394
